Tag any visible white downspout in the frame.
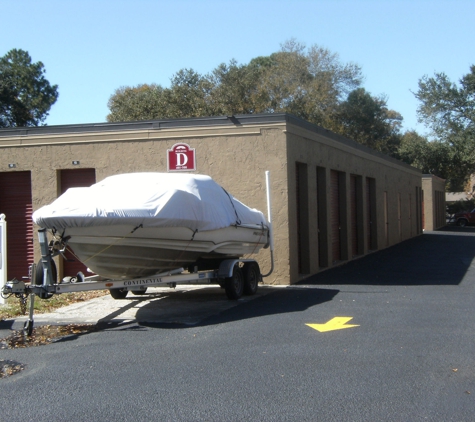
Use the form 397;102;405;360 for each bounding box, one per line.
262;171;274;278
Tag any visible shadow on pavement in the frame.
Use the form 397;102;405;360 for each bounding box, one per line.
7;227;472;338
97;228;475;331
135;286;339;329
299;228;475;286
0;320;15;339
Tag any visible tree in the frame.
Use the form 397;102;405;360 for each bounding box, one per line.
0;49;58;127
107;40;406;157
107;40;364;126
244;40;364;126
397;131;451;175
415;65;475;140
413;65;475;189
331;88;403;155
206;59;269;115
107;84;166;122
165;68;211;118
397;130;473;191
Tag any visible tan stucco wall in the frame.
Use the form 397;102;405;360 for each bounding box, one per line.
422;175;446;231
0;115;423;285
285;123;422;283
0;122;291;284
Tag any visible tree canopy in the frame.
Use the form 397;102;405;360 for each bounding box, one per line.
330;88;403;155
0;49;58;128
107;40;403;155
415;65;475;141
399;65;475;191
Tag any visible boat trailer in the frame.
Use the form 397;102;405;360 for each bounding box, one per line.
1;173;275;336
2;228;272;336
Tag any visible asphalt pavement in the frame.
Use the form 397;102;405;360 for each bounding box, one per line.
0;284;285;336
1;226;475;421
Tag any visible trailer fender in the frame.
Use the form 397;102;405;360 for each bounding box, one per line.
218;259;239;279
218;259;257;279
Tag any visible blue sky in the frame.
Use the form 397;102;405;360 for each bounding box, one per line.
1;0;474;134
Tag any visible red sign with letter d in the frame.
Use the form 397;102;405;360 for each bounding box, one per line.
167;143;196;171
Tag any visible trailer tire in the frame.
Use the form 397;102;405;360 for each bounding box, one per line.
224;265;244;300
35;259;57;300
243;262;260;296
109;288;128;300
131;288;147;295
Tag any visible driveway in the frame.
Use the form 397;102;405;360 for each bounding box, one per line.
1;227;475;421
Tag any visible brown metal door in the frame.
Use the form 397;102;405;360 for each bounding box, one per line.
0;171;34;280
316;167;328;268
384;191;389;246
366;178;372;250
59;169;96;277
296;164;302;273
421;188;425;231
350;175;358;257
295;163;310;274
330;170;340;262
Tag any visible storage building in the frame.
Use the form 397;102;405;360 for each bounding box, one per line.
0;113;424;285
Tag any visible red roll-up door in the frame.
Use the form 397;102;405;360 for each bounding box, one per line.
60;169;96;277
330;170;340;263
0;171;34;281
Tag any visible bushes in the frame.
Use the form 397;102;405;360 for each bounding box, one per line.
447;198;475;215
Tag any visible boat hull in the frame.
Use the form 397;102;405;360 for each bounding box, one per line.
62;224;268;279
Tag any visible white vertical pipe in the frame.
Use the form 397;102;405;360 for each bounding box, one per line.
262;171;275;278
0;214;6;305
265;171;274;251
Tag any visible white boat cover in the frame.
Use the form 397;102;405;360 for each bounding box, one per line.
33;173;267;232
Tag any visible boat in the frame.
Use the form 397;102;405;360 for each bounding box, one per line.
32;173;270;279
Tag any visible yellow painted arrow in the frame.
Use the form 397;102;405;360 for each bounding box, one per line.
306;317;359;332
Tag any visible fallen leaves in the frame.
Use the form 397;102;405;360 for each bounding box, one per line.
0;324;98;350
0;324;99;378
1;290;108;321
0;360;26;378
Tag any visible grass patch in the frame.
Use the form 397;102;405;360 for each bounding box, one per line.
0;290;108;321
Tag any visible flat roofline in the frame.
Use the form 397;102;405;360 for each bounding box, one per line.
0;112;421;173
0;113;290;137
423;174;446;182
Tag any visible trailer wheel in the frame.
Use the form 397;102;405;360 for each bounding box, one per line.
243;262;260;296
35;259;57;300
224;265;244;300
131;288;147;295
109;288;128;300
